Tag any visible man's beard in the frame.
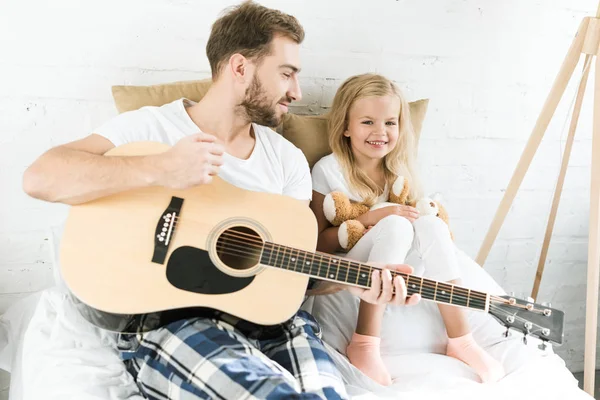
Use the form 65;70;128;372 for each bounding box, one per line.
239;75;289;128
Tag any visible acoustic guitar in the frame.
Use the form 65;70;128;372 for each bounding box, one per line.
59;142;565;347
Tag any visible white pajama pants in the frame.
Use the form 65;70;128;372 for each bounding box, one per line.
345;215;460;283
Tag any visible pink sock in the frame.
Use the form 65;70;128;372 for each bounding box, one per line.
446;333;505;383
346;333;392;386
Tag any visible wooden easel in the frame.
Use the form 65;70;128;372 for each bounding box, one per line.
474;7;600;396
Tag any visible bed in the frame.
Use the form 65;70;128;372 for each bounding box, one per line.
0;223;592;400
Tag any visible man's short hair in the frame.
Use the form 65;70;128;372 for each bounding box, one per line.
206;1;305;79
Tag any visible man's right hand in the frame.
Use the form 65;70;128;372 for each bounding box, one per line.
154;133;225;189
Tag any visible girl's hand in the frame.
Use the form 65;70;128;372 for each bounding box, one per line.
359;205;420;226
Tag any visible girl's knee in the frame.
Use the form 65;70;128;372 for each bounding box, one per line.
413;215;451;239
376;215;414;240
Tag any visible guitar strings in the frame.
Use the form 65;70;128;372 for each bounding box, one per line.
217;230;552;314
214;238;491;302
213;230;501;303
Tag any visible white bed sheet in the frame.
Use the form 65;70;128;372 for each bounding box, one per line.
323;336;591;400
1;287;144;400
1;287;592;400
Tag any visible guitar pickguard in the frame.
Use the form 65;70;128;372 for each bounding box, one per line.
166;246;254;294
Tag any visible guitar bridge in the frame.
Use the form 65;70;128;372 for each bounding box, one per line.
152;196;184;264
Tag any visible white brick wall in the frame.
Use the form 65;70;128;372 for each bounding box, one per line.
1;0;598;373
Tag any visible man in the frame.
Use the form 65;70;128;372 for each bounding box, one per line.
23;1;419;398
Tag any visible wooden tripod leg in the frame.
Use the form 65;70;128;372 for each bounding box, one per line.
475;18;590;266
583;49;600;397
531;55;594;301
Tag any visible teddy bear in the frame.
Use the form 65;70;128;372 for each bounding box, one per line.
323;176;453;251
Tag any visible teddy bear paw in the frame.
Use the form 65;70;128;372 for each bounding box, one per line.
338;220;366;250
323;192;352;226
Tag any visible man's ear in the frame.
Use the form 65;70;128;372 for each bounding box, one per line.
228;53;252;83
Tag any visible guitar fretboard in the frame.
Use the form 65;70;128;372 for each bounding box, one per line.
260;242;488;311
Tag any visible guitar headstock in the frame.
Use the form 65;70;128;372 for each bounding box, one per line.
488;295;564;345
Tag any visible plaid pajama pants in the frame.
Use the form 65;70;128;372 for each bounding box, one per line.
123;310;349;400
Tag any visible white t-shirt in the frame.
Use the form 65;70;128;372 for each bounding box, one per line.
94;98;312;201
311;153;388;203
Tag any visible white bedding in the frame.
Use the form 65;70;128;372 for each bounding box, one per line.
0;224;592;399
0;286;591;400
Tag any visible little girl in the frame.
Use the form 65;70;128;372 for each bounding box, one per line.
309;73;505;386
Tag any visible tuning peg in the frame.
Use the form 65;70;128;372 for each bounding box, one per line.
504;326;511;338
541;302;552;308
538;341;548;351
527;297;535;303
523;334;528;345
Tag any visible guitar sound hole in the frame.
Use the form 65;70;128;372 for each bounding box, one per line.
216;226;263;271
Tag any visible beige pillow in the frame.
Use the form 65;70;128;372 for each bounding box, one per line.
112;79;213;113
111;80;428;168
280;99;428;168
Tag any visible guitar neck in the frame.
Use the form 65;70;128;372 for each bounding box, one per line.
261;242;489;312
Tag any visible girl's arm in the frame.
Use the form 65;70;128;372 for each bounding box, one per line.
305;190;345;296
310;191;342;254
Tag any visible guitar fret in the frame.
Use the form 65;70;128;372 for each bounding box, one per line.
451;286;469;307
357;266;370;287
325;256;332;280
307;251;315;275
406;275;422;296
467;289;471;308
299;250;307;274
272;244;281;270
323;256;330;278
264;242;273;266
327;258;340;280
436;282;453;304
339;260;346;282
302;250;309;274
419;277;425;298
281;246;288;270
317;254;323;278
281;245;288;271
468;290;487;311
346;261;358;284
295;249;302;272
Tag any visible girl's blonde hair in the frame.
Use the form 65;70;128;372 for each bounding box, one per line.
328;73;421;207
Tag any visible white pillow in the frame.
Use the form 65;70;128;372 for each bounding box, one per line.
303;246;508;357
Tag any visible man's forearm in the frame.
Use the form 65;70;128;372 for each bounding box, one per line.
305;280;346;297
23;146;161;205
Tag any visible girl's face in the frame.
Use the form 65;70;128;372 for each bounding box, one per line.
344;95;401;164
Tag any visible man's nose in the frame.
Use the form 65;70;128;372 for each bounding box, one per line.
288;76;302;102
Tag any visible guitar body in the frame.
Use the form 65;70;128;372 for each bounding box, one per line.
60;142;317;333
